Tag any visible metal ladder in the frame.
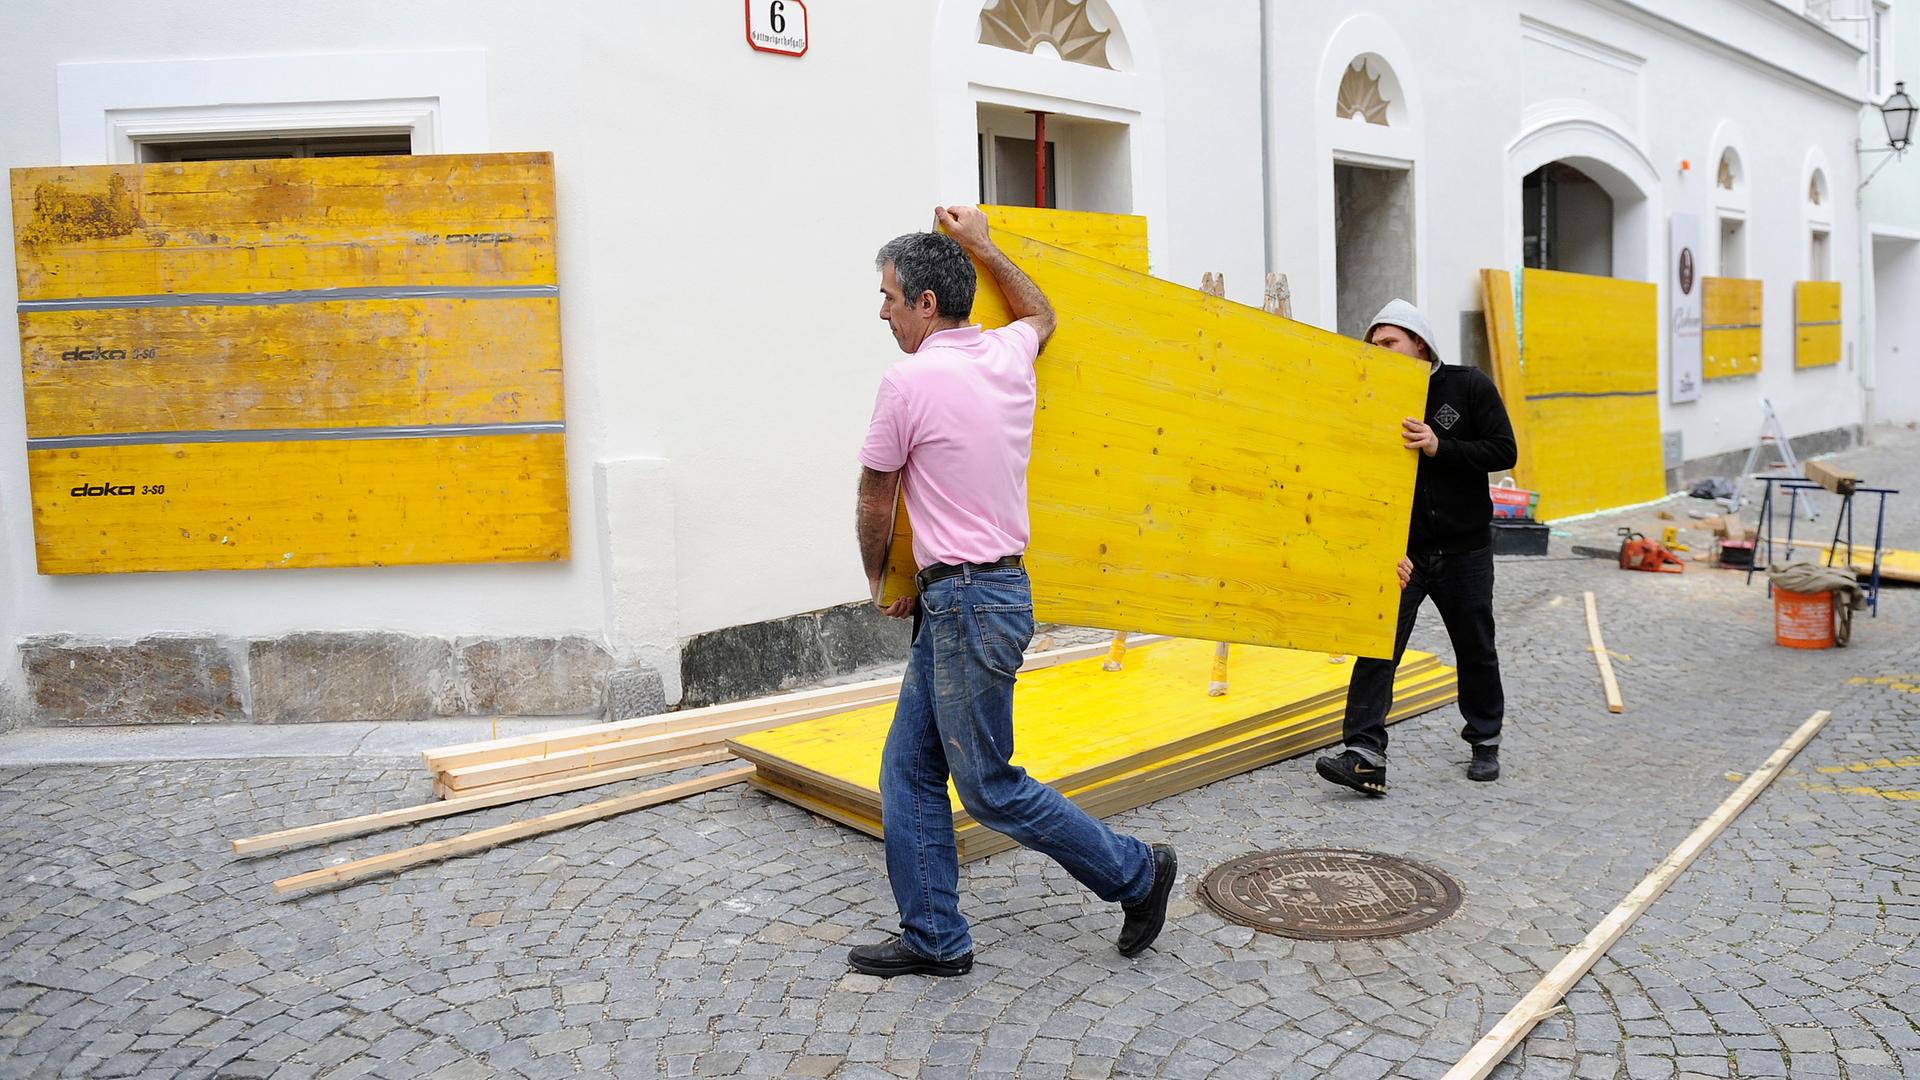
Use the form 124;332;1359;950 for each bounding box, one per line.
1725;398;1816;522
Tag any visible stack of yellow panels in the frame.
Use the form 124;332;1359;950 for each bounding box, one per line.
730;637;1457;861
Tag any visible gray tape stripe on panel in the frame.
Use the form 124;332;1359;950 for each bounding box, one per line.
28;421;564;451
18;284;558;312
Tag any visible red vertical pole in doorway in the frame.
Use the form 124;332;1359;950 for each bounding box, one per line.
1030;110;1048;208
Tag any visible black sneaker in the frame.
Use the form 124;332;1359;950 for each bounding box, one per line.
1117;843;1178;958
1316;750;1388;796
1468;745;1500;782
847;938;972;978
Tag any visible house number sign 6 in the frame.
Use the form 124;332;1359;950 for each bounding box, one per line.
745;0;808;57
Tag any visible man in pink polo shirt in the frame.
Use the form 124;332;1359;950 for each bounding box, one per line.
847;206;1176;979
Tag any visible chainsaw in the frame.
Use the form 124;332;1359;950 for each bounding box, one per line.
1617;529;1685;573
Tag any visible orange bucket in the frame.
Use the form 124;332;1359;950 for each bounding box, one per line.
1774;588;1836;649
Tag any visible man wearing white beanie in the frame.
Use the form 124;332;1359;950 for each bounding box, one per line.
1316;299;1518;794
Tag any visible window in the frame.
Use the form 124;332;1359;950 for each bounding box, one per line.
1522;162;1614;277
1810;229;1832;280
138;132;413;163
1720;217;1747;277
975;103;1131;213
1873;2;1892;98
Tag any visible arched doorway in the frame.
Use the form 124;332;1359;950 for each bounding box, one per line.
1505;105;1659;284
1521;161;1615;277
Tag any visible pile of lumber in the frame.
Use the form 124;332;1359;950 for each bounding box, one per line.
417;638;1149;799
729;638;1458;862
230;637;1146;895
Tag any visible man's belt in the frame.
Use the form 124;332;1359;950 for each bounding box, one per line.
915;554;1024;591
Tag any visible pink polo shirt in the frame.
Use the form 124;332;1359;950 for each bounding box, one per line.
859;322;1038;570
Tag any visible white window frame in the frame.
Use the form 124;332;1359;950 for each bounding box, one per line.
1809;226;1833;281
976;106;1072;209
1872;2;1894;100
55;50;488;165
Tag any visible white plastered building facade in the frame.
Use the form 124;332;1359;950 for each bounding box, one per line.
0;0;1882;725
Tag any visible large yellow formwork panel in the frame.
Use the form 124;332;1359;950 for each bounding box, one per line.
1518;268;1665;520
1795;281;1842;369
10;153;569;574
28;435;569;574
880;232;1430;659
980;205;1149;274
1702;276;1763;379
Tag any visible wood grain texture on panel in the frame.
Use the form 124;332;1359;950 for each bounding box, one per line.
1518;269;1665;520
877;232;1429;658
1479;268;1533;489
1701;276;1763;379
1795;280;1841;369
10;154;556;299
19;298;562;438
13;154;568;574
979;205;1150;273
28;434;569;574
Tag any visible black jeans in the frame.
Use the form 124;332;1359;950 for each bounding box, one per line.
1342;545;1504;764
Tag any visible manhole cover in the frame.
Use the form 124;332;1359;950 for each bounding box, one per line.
1199;848;1462;940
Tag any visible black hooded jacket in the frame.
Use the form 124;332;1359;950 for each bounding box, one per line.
1407;364;1519;554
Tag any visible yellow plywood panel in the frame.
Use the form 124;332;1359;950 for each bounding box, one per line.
11;153;555;299
732;637;1446;812
1480;268;1534;488
13;154;568;574
1518;269;1665;520
979;206;1149;273
28;434;568;574
879;232;1429;658
1795;280;1841;369
20;298;562;438
1702;276;1763;379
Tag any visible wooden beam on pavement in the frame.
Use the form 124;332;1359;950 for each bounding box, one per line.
272;766;754;896
1584;591;1624;714
1442;709;1834;1080
231;748;732;855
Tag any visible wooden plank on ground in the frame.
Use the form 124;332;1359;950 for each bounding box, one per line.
879;229;1430;658
1443;710;1833;1080
272;766;753;896
1584;591;1624;714
231;748;730;855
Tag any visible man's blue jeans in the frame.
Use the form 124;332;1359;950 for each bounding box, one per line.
879;564;1155;961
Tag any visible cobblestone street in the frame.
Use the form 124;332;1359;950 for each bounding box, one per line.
2;433;1917;1080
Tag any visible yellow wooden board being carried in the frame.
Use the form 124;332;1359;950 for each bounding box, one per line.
10;153;568;574
878;227;1430;659
1514;268;1665;520
980;205;1149;274
1702;276;1763;379
1795;280;1842;369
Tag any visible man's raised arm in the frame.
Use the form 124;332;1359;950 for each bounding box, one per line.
934;205;1056;348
